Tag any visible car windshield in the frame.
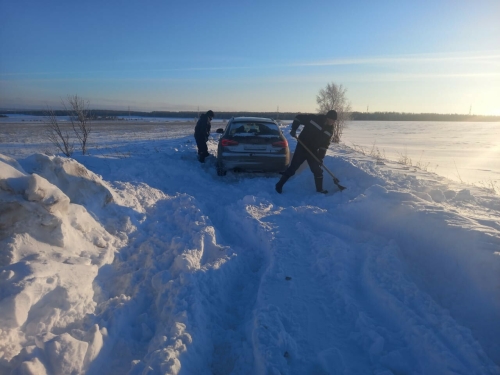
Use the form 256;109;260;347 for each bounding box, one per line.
228;122;280;137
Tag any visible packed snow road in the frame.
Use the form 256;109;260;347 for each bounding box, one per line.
1;127;499;374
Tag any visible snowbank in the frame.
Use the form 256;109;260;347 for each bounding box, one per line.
0;154;121;374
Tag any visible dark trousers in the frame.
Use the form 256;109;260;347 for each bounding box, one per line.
283;143;323;178
195;136;209;162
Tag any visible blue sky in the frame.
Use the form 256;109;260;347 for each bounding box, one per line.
1;0;499;114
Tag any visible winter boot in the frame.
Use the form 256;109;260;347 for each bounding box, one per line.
275;175;290;194
314;177;328;194
198;151;209;163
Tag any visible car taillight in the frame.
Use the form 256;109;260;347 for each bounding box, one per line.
221;139;239;146
272;140;288;148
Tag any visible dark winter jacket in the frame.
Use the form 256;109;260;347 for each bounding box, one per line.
194;114;211;140
291;114;334;158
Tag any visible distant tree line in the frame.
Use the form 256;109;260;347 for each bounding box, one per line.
350;111;500;122
147;111;298;121
1;109;499;122
0;109;294;120
1;109;299;121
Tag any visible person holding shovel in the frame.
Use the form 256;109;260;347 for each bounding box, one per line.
275;110;340;194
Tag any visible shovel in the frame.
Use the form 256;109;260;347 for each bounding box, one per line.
294;136;346;191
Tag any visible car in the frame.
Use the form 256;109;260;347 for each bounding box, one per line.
215;117;290;176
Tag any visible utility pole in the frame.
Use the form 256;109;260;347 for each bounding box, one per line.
469;105;472;115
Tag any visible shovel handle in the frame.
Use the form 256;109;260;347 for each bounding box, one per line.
293;136;346;191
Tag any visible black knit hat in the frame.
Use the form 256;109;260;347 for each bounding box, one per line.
206;110;215;118
326;110;337;120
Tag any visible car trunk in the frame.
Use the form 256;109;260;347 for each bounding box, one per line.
224;135;283;154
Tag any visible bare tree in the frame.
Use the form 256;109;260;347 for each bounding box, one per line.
64;95;92;155
45;107;74;157
316;82;352;143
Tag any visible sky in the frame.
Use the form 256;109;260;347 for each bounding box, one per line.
1;0;499;114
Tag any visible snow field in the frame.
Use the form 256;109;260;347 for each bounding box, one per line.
0;124;499;374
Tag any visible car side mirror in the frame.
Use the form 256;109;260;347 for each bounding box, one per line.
216;128;224;134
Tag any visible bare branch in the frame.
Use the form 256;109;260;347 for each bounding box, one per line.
316;82;352;143
64;95;92;155
44;107;74;156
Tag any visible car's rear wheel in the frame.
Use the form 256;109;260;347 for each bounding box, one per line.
217;168;226;176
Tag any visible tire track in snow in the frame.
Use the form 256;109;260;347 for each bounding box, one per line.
152;146;279;373
202;198;273;375
247;205;374;374
244;204;499;374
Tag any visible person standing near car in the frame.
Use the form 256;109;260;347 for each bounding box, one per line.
275;110;337;194
194;110;214;163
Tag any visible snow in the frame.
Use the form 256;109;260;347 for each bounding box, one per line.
342;121;500;187
0;121;499;375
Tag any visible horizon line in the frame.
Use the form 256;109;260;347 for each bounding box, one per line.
1;108;499;118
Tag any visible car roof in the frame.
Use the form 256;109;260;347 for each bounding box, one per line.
231;117;276;123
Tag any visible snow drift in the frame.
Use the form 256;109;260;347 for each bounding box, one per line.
0;154;120;374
